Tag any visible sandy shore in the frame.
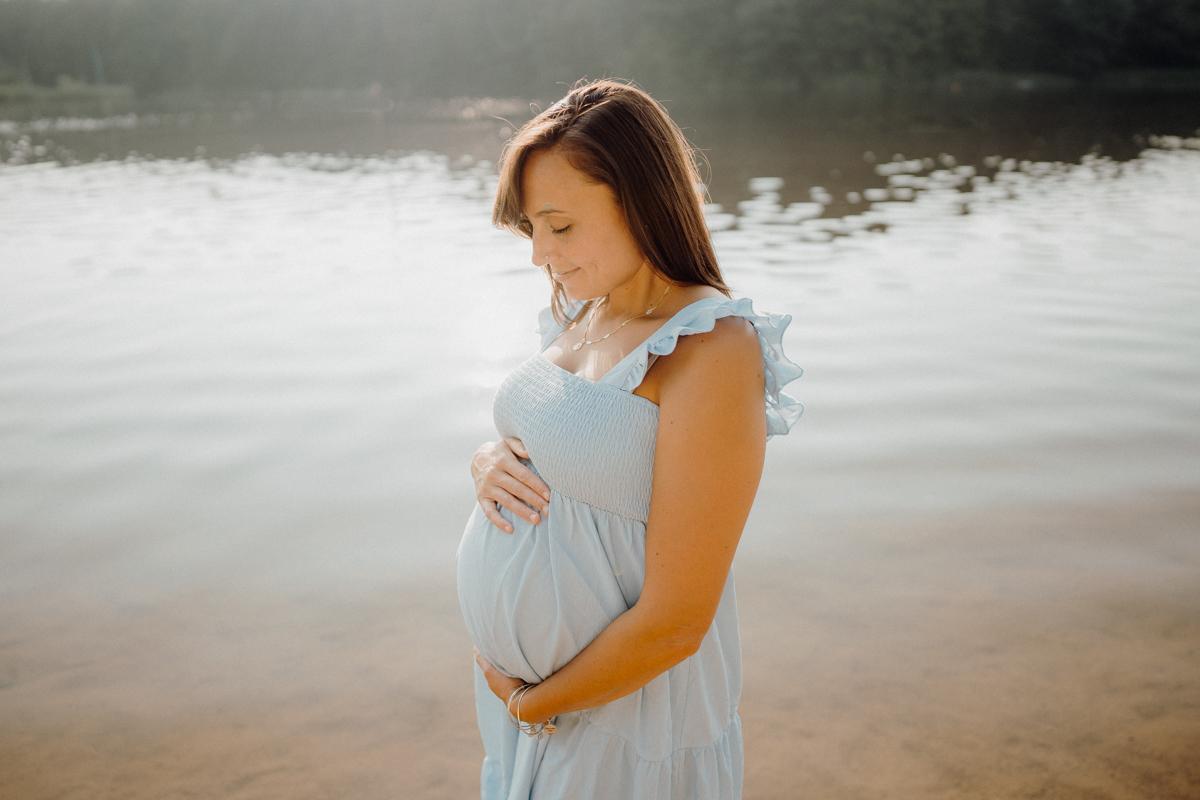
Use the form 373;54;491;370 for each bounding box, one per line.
3;486;1198;799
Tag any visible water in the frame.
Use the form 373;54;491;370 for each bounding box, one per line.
3;104;1198;593
2;98;1199;798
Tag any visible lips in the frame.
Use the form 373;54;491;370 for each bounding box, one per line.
551;268;578;280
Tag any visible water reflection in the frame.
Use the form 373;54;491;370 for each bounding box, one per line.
2;106;1200;544
2;113;1198;573
3;100;1200;799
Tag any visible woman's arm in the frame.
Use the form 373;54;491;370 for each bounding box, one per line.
515;317;768;725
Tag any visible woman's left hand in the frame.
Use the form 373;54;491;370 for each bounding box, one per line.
473;647;548;723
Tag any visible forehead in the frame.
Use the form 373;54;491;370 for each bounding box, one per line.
519;149;607;216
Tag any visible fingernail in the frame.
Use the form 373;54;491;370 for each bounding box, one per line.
530;513;540;523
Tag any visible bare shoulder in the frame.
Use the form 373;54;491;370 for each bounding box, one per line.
656;314;763;408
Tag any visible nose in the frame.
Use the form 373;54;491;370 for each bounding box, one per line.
530;228;556;270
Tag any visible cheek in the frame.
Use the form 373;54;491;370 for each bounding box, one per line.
608;218;644;262
561;233;592;267
580;229;622;267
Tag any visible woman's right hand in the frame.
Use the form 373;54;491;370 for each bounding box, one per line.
471;437;552;534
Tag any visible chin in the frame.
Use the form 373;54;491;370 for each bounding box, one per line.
561;282;589;301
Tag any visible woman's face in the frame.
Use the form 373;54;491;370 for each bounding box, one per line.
520;147;647;301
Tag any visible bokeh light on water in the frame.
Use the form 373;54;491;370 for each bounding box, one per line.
2;93;1199;799
2;115;1199;597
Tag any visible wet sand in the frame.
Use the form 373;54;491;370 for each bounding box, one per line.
3;486;1198;799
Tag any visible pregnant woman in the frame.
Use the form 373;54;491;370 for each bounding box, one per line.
455;78;804;799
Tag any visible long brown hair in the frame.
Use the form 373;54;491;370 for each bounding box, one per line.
492;77;732;329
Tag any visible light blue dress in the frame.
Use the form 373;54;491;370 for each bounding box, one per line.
456;295;804;799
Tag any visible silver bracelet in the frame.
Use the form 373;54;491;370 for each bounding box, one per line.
508;682;557;737
506;683;529;715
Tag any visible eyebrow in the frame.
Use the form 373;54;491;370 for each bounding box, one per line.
520;206;567;219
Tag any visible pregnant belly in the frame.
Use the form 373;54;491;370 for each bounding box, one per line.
455;494;634;682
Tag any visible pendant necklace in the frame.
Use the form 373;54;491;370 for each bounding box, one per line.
570;284;674;352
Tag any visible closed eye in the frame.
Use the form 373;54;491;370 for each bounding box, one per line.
552;225;572;235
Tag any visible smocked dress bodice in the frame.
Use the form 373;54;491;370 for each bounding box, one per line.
456;294;803;800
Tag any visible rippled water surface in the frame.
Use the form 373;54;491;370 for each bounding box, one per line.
3;110;1198;589
2;101;1199;798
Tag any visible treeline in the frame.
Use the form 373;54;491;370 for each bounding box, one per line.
1;0;1198;99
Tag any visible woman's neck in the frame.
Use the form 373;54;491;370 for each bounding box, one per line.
595;265;678;322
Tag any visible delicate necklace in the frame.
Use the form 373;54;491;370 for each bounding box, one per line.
568;283;674;352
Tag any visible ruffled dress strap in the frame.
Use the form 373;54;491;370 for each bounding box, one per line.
607;296;805;439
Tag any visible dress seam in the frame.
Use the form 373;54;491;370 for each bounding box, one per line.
676;655;697;750
549;484;649;526
575;706;741;765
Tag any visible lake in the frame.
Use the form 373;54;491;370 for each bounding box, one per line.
2;93;1198;799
